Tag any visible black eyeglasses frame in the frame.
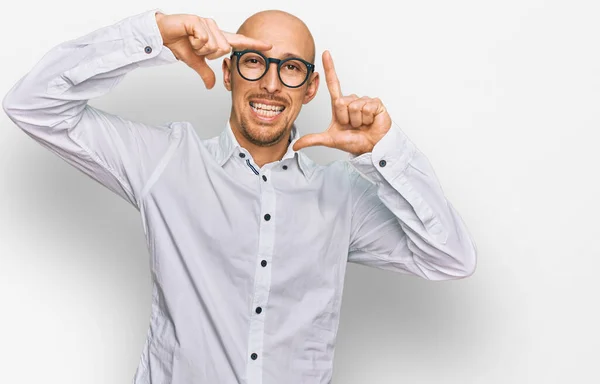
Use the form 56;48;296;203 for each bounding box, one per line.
231;49;316;88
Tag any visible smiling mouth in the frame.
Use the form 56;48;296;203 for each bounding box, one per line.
249;101;286;118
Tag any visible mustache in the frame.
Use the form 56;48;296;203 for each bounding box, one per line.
249;94;288;106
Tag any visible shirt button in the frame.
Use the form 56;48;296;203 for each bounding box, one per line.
261;260;267;267
255;307;262;314
144;46;152;54
251;353;258;360
264;214;271;221
262;175;267;182
282;165;288;170
379;159;387;167
239;153;246;158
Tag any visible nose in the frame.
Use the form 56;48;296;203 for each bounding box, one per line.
259;62;283;94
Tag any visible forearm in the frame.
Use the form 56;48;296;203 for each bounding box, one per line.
2;8;177;130
1;9;180;209
348;121;477;279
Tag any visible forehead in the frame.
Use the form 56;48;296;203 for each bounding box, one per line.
239;16;314;62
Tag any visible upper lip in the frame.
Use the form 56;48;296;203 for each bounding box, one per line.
250;99;286;108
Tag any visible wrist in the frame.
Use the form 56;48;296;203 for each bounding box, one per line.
155;11;166;45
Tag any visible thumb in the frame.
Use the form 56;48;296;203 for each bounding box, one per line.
293;132;331;151
186;55;216;89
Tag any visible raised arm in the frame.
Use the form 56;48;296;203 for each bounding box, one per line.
294;50;477;280
2;9;272;209
345;123;477;280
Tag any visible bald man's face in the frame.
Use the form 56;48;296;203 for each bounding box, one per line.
222;12;319;147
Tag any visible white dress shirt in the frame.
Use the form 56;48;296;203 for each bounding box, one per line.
2;8;477;384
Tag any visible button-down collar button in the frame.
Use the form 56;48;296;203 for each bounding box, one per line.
239;153;246;158
261;260;267;267
262;175;267;182
379;159;387;167
144;46;152;54
264;214;271;221
255;307;262;314
251;353;258;360
282;165;288;170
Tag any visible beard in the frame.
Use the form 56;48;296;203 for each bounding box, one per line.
239;113;291;147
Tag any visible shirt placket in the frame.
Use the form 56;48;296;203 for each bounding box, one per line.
246;163;276;384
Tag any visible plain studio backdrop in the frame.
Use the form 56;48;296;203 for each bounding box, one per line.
1;0;599;383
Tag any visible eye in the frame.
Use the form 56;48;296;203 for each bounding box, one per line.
241;54;265;66
285;64;299;71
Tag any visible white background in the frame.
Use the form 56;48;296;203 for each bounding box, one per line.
1;0;599;383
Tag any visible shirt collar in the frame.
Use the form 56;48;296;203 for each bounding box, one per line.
216;121;316;180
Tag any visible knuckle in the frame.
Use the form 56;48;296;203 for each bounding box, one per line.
197;34;209;44
348;103;361;113
220;44;231;53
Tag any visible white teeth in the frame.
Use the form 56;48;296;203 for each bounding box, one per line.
251;105;282;117
250;102;284;112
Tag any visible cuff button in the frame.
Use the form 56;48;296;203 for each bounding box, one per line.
144;46;153;54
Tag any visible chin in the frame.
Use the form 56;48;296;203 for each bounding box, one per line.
241;111;290;147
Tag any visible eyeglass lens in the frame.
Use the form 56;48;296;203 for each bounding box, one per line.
238;52;309;87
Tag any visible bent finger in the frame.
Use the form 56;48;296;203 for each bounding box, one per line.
348;97;369;128
205;19;231;59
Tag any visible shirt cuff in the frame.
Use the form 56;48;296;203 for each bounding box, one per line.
137;8;178;65
347;120;416;184
59;8;177;86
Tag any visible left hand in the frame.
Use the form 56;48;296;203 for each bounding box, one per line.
293;50;392;156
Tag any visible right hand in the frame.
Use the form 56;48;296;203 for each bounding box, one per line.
155;12;272;89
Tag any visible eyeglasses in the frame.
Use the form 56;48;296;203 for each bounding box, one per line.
231;49;315;88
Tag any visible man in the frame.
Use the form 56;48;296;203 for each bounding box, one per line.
2;7;477;384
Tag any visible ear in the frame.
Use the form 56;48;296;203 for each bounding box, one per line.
302;71;320;104
222;58;232;92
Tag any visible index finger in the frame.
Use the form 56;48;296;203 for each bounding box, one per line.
323;50;342;101
222;31;273;51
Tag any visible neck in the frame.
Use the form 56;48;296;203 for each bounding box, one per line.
229;116;292;168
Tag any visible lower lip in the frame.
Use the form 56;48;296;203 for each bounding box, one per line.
250;104;285;122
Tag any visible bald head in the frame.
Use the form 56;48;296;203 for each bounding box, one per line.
236;10;315;64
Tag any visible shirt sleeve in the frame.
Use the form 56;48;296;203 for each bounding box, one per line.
2;8;180;210
346;120;478;280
